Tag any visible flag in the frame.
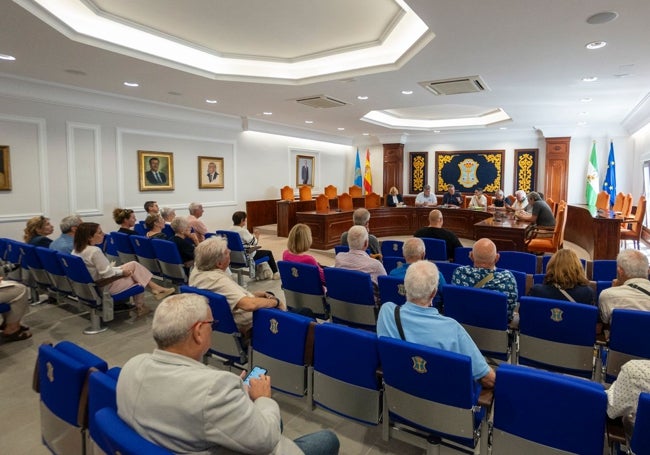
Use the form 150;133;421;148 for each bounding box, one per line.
586;141;598;206
602;141;616;207
363;149;372;193
353;149;362;187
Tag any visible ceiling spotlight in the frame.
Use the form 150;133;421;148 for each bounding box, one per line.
205;99;218;104
0;54;16;61
337;127;345;131
362;133;369;136
123;81;139;87
581;97;593;102
262;112;272;115
357;95;369;100
433;130;441;133
168;91;182;96
401;90;413;95
305;120;314;124
586;41;607;50
586;11;619;25
499;127;508;130
581;76;598;82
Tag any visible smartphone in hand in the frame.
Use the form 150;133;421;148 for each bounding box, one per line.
243;366;267;386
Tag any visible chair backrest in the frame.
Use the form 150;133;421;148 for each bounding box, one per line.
337;193;353;211
251;308;314;396
348;185;362;197
381;256;405;274
453;246;472;266
596;191;610;211
88;368;121;454
129;235;162;275
518;296;598;378
103;233;121;264
545;196;557;214
612;192;626;212
311;323;381;425
215;230;248;267
57;252;101;306
133;221;147;236
280;185;294;201
151;239;187;283
315;194;329;213
630;392;650;454
333;244;349;255
554;201;568;249
365;192;381;208
380;240;404;258
631;195;647;234
324;267;376;330
94;407;174;455
35;246;74;294
590;259;617;281
420;237;447;261
299;185;312;201
434;261;461;283
179;286;247;365
605;309;650;383
21;242;52;287
278;261;327;317
443;284;510;361
497;251;537;274
496;267;528;299
378;336;483;449
324;184;337;199
492;364;606;455
622;193;633;218
111;231;137;263
377;275;406;306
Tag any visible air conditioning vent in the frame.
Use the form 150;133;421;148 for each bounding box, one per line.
296;95;347;108
419;76;489;96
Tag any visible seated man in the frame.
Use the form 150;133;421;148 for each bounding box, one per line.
117;294;339;454
415;184;437;207
414;209;463;261
340;208;380;257
599;249;650;325
335;225;386;287
491;189;512;208
442;184;463;206
514;191;555;227
377;260;495;388
507;190;528;212
144;200;159;215
451;238;518;321
607;360;650;429
49;215;83;254
230;211;279;280
189;237;287;334
187;202;208;242
468;187;487;209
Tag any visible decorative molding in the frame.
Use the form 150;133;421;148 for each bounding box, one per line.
66;122;103;216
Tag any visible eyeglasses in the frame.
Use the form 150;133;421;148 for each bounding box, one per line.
190;319;217;330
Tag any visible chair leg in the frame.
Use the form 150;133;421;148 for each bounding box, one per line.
83;308;108;335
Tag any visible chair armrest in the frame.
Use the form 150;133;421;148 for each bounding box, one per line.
478;388;494;407
245;246;261;254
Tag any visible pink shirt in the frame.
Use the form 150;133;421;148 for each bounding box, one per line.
282;250;325;284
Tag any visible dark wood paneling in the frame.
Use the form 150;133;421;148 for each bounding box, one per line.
245;199;279;233
565;205;621;260
544;137;570;203
383;143;404;198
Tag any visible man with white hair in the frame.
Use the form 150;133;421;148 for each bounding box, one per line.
599;249;650;325
335;225;386;286
187;202;207;242
117;294;340;454
507;190;528;212
377;260;495;388
340;208;380;256
49;215;83;254
189;237;287;334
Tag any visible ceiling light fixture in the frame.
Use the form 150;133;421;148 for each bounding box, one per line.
262;112;272;115
581;97;593;102
123;81;139;87
499;127;508;130
0;54;16;60
585;41;607;50
305;120;314;124
579;111;588;116
337;127;345;131
401;90;413;95
205;99;218;104
586;11;619;25
581;76;598;82
362;133;369;136
357;96;369;100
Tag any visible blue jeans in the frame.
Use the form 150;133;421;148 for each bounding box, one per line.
293;429;340;455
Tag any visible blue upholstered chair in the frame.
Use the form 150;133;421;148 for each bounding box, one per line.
35;246;74;298
497;267;529;299
497;250;537;274
492;364;607;455
87;368;121;455
111;231;137;264
377;275;406;306
333;244;349;255
151;238;188;284
381;256;405;274
216;230;269;285
102;233;121;264
630;392;650;455
518;296;598;378
420;237;447;261
278;261;327;318
37;341;108;455
250;308;315;397
94;407;174;455
453;246;472;266
324;267;377;330
129;235;162;276
590;259;617;281
309;323;381;425
134;221;147;236
434;261;461;283
380;240;404;258
604;308;650;384
378;336;490;454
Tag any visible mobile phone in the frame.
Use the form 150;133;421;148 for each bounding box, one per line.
243;366;267;386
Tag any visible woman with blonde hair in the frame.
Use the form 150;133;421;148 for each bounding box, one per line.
386;186;403;207
282;223;324;284
144;214;168;239
113;208;137;235
24;215;54;247
528;249;594;305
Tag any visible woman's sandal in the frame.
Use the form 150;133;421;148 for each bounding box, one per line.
0;321;29;332
2;330;32;342
153;288;175;300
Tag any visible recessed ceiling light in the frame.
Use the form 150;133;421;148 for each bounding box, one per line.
581;97;593;102
586;41;607;50
305;120;314;124
337;127;345;131
433;130;441;133
581;76;598;82
578;121;587;126
0;54;16;61
499;127;508;130
357;96;369;100
123;81;139;87
401;90;413;95
579;111;588;116
362;133;369;136
205;99;218;104
262;112;273;115
586;11;619;25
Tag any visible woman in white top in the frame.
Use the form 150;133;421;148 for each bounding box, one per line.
469;187;487;208
72;222;174;316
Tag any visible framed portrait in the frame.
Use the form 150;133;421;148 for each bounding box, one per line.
138;150;174;191
0;145;11;191
198;156;224;189
296;155;314;187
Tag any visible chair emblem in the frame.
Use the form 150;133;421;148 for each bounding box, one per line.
458;158;479;188
397;260;404;268
134;239;140;246
398;284;406;296
269;318;279;334
61;257;68;267
391;243;399;252
291;267;299;278
411;356;427;374
550;308;563;322
46;361;54;382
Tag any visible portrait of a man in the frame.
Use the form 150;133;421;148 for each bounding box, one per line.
145;157;167;185
198;156;224;189
295;155;314;187
138;150;174;191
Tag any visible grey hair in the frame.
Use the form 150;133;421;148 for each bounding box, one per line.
404;260;439;303
161;207;176;221
170;216;189;234
515;190;527;198
617;249;649;279
352;208;371;226
403;237;425;261
527;191;541;202
347;225;368;250
188;202;202;214
194;236;229;271
152;294;210;349
59;215;83;234
496;189;504;197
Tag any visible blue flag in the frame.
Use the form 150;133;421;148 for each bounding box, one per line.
354;149;362;187
602;141;616;207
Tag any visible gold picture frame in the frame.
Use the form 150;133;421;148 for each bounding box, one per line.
296;155;314;187
0;145;11;191
138;150;174;191
198;156;224;189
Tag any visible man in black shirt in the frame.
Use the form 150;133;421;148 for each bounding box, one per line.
414;209;463;261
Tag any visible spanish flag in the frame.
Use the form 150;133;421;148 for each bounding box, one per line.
363;149;372;193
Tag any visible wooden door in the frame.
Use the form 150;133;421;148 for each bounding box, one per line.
544;137;570;204
383;143;404;197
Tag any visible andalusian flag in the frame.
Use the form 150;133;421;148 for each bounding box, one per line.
602;141;616;207
363;149;372;193
353;149;362;187
586;141;598;206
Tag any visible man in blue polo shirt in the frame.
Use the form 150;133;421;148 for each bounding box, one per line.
377;260;495;388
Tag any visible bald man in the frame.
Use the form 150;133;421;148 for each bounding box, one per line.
451;238;518;320
414;209;463;261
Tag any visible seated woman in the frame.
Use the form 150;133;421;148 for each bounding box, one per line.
386;186;403;207
72;222;175;317
170;216;199;272
230;211;279;280
0;278;32;342
282;223;325;284
113;208;137;235
144;214;168;239
528;249;594;305
24;215;54;247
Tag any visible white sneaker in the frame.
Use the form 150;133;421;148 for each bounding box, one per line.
272;272;280;280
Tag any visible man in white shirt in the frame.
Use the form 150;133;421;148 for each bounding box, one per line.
468;187;487;209
599;249;650;325
415;184;437;207
507;190;528;212
607;360;650;424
